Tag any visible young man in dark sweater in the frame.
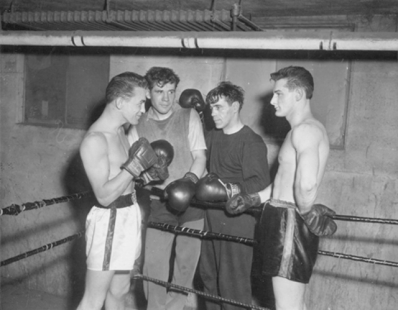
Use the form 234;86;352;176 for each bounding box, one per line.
197;81;271;310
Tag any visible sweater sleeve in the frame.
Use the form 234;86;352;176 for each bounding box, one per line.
241;137;271;194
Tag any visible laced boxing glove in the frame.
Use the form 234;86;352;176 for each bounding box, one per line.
195;173;243;202
179;89;206;112
139;139;174;185
226;191;262;215
121;137;158;177
164;172;199;213
299;204;337;236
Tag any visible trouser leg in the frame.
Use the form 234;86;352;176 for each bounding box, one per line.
143;227;174;310
166;218;204;310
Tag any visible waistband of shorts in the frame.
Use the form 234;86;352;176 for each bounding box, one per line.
266;198;297;209
96;192;137;209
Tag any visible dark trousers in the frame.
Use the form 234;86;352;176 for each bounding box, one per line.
199;213;254;310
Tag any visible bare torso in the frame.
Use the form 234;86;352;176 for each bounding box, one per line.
82;119;134;197
272;118;329;204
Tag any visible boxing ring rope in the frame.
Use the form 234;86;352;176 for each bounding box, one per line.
2;190;398;225
2;191;398;268
0;231;84;267
0;191;94;216
148;221;256;245
147;222;398;268
132;273;270;310
1;194;397;310
3;221;398;269
189;199;398;225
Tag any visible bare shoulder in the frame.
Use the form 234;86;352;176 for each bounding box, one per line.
80;131;108;155
291;118;328;147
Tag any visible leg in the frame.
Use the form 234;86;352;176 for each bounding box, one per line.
272;276;306;310
218;241;253;310
105;271;132;310
76;269;114;310
166;218;204;310
198;227;221;310
143;227;175;310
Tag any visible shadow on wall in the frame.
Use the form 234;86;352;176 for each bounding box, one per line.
62;149;95;309
257;92;290;145
256;91;291;181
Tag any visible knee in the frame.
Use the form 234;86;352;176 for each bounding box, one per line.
77;295;105;310
275;300;305;310
108;281;131;301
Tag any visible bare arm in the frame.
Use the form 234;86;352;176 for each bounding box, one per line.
258;184;273;203
80;132;133;206
190;149;207;179
292;124;322;213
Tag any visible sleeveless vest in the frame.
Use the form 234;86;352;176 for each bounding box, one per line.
136;105;204;223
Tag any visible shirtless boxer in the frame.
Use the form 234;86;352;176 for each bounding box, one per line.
78;72;169;310
226;66;337;310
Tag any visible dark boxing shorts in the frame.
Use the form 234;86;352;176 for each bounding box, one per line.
259;199;319;283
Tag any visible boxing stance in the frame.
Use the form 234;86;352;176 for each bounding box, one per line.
226;66;337;310
132;67;207;310
78;72;168;310
197;81;271;310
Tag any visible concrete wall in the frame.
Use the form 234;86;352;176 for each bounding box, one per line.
0;53;93;305
1;14;397;310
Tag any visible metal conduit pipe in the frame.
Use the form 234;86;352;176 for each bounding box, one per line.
0;30;398;51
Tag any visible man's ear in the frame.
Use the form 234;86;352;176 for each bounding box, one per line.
295;88;304;101
232;101;240;112
146;89;151;99
115;97;123;110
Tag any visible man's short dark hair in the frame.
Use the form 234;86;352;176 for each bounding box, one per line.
206;81;245;110
270;66;314;99
105;72;148;104
145;67;180;90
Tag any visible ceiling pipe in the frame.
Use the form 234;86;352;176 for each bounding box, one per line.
0;30;398;51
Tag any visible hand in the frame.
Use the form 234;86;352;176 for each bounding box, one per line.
300;204;337;236
179;89;206;112
164;172;199;213
139;139;174;184
226;192;261;215
121;137;158;177
196;173;242;202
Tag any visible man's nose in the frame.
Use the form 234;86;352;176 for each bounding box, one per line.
270;95;276;105
162;93;169;101
140;102;146;113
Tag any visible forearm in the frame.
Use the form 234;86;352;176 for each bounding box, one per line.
258;184;273;203
93;170;134;206
190;150;207;178
294;182;318;213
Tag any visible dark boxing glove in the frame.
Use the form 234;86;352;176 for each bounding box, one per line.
164;172;199;213
179;89;206;112
140;139;174;184
195;173;242;202
121;137;158;177
226;192;261;215
299;204;337;236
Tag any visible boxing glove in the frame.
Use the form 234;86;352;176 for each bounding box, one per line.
179;89;206;112
226;192;261;215
299;204;337;236
139;139;174;184
121;137;158;177
196;173;242;202
164;172;199;213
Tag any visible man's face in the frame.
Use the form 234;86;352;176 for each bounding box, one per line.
270;78;295;118
121;87;147;125
210;96;236;131
148;82;177;116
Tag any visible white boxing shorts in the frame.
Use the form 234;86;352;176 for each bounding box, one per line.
85;193;142;271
